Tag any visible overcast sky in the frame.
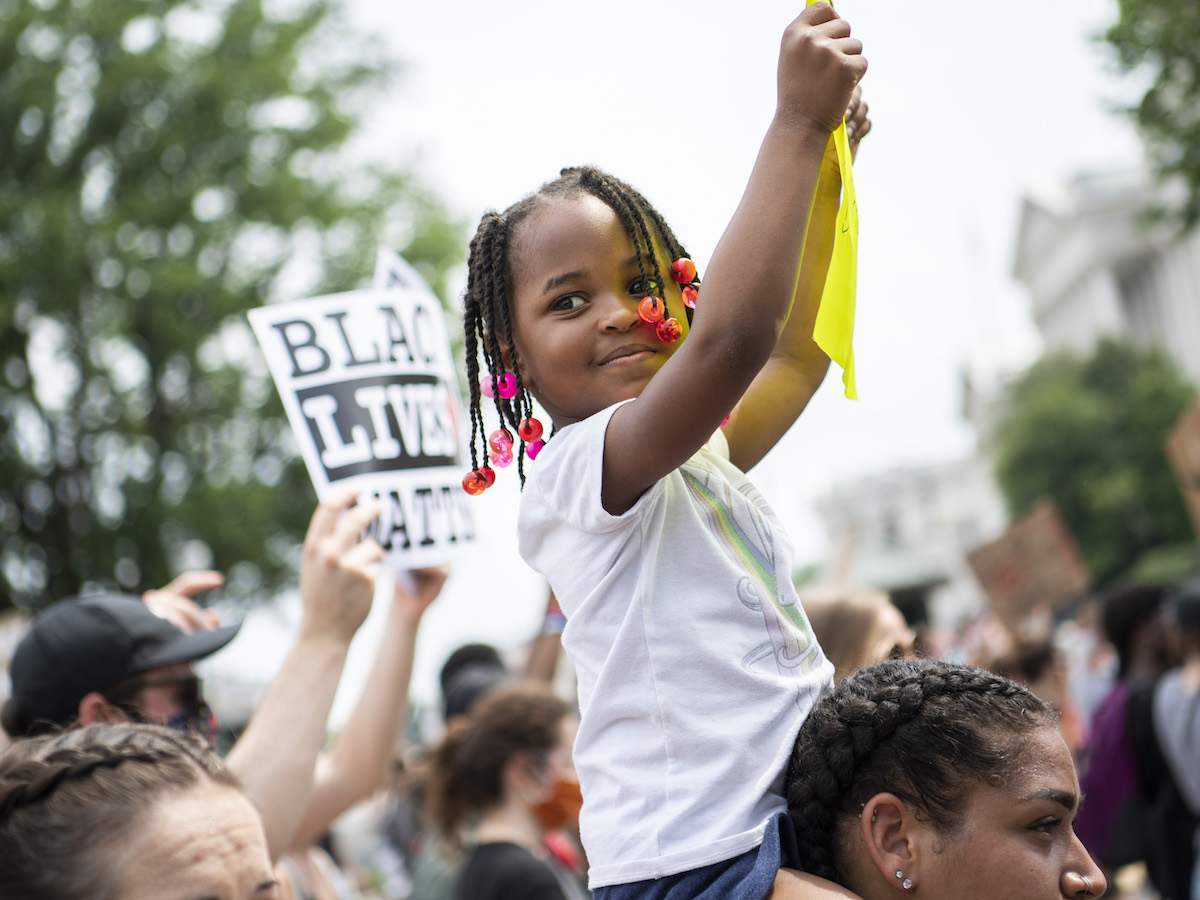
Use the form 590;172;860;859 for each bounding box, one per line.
213;0;1151;710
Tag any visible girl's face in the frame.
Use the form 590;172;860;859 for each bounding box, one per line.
898;726;1103;900
507;193;689;429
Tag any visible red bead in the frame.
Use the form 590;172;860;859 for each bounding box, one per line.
526;439;546;460
488;429;513;454
681;285;698;309
517;417;543;442
462;470;489;495
638;295;664;324
656;317;682;342
671;258;697;284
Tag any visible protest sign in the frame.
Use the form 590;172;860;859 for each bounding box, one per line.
249;251;474;570
966;499;1091;629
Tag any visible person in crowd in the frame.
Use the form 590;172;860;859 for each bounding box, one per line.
1152;578;1200;899
800;586;916;682
987;638;1087;756
1;488;441;871
455;5;868;895
423;681;586;900
390;589;571;900
778;658;1106;900
0;722;279;900
1073;582;1179;888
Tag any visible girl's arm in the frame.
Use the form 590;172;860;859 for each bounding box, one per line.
726;88;870;472
602;3;865;514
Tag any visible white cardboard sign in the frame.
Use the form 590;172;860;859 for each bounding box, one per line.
248;250;475;570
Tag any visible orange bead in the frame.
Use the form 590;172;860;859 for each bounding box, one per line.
671;258;697;284
462;470;489;495
638;295;664;324
682;285;698;309
656;317;682;342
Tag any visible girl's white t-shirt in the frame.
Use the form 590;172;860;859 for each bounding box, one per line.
518;402;832;888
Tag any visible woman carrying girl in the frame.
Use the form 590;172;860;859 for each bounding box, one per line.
458;4;867;898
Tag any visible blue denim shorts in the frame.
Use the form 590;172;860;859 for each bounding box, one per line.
593;812;799;900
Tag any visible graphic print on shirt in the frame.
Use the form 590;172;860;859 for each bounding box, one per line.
681;467;823;686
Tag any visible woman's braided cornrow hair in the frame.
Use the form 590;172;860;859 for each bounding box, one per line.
461;166;694;488
784;658;1056;885
0;723;239;900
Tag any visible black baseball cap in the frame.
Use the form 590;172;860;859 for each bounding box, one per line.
4;593;240;734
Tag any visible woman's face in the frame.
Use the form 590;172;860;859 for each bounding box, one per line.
112;781;279;900
903;726;1104;900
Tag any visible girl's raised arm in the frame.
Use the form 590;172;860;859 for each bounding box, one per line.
601;3;865;514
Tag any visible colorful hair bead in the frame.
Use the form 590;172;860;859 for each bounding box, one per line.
671;258;697;284
489;448;514;468
526;439;546;460
496;374;518;399
462;469;490;495
638;295;664;324
488;428;513;454
479;376;496;399
681;285;698;309
656;317;682;343
517;417;544;443
480;466;496;487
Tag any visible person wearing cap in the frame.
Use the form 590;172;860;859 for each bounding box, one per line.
1;590;239;743
0;488;401;865
1152;578;1200;900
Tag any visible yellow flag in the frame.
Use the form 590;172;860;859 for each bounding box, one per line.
807;0;859;399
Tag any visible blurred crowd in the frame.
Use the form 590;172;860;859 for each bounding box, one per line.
1;490;1198;899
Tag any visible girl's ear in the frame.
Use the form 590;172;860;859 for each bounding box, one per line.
505;751;551;805
859;793;922;891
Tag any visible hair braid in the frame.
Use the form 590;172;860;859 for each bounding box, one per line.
0;723;240;900
785;659;1056;885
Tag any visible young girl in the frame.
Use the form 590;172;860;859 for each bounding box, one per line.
459;5;868;898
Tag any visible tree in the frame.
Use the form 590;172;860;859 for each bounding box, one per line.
0;0;464;610
1106;0;1200;228
990;339;1196;586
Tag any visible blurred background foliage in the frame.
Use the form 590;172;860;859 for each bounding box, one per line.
1106;0;1200;228
0;0;465;611
991;338;1196;586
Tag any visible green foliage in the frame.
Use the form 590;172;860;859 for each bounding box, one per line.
992;339;1196;586
0;0;464;609
1105;0;1200;228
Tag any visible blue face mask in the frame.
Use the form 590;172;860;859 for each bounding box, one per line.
162;702;221;749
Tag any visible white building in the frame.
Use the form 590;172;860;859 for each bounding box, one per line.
1012;169;1200;385
813;456;1009;632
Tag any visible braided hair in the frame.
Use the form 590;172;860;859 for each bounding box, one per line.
784;658;1057;886
461;166;695;486
0;722;239;900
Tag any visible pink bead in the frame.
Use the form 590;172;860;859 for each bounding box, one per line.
526;439;546;460
656;317;682;343
496;374;518;399
638;296;664;324
479;376;496;399
462;470;489;495
671;258;697;284
489;448;513;468
517;417;544;443
489;428;513;454
682;285;698;309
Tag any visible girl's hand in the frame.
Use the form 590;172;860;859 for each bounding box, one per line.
845;85;872;161
776;3;867;136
